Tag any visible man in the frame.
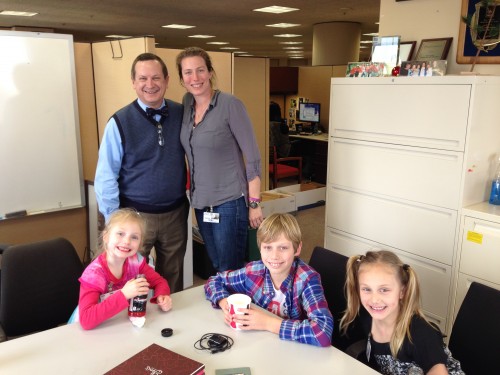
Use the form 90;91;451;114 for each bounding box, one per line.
95;53;188;293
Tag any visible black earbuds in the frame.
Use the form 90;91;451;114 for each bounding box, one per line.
194;333;233;354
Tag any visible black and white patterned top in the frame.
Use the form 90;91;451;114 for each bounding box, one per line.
362;314;465;375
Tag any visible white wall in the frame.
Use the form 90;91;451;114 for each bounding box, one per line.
380;0;500;75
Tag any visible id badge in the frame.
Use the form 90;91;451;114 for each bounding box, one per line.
203;211;220;223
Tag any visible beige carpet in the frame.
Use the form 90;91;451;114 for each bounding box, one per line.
294;204;325;263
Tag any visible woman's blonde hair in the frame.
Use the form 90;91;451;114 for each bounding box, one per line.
100;208;146;254
340;250;426;357
256;213;302;253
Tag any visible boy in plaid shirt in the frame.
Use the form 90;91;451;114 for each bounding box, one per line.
204;213;333;347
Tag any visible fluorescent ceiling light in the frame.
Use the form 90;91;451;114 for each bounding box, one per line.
106;35;132;39
363;32;379;37
253;6;298;14
283;46;303;50
220;47;239;50
289;56;305;59
207;42;229;45
189;35;215;38
274;34;302;38
279;41;303;45
162;24;195;29
238;54;254;57
0;10;38;16
266;23;300;28
233;51;248;54
360;40;373;44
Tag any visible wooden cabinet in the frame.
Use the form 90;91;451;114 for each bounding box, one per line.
270;67;298;94
325;76;500;334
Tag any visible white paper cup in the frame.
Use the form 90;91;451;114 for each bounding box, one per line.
227;293;252;330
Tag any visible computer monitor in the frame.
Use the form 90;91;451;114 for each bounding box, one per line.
298;102;320;123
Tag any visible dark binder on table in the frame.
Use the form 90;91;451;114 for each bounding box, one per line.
104;343;205;375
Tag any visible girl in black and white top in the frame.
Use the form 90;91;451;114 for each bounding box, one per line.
340;250;464;375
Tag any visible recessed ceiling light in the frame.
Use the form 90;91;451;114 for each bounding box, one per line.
0;10;38;16
360;40;373;44
279;41;303;45
289;56;305;59
253;6;298;14
207;41;229;45
220;47;239;50
274;34;302;38
238;54;254;57
188;35;215;38
283;46;303;50
363;32;379;37
162;24;195;29
266;23;300;28
359;46;368;49
233;51;248;54
286;50;303;54
106;35;132;39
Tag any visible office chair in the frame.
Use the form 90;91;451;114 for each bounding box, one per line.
308;246;365;351
0;237;83;342
448;281;500;375
269;145;302;189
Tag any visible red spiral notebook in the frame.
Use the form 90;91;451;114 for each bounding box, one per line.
104;343;205;375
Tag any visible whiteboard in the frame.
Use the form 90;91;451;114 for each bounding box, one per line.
0;31;85;218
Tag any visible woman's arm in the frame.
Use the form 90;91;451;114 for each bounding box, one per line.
248;176;263;228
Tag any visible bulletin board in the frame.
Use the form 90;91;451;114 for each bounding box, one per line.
0;31;85;218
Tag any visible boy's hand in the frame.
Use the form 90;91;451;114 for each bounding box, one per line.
218;298;233;325
156;295;172;312
121;277;149;300
231;307;282;334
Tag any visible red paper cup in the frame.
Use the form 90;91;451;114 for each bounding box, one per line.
227;294;252;330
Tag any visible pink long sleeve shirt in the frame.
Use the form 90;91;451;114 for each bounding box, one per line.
78;252;170;330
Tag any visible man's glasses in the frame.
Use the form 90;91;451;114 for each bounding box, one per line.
156;123;164;147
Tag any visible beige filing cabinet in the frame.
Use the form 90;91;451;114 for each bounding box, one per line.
325;76;500;335
453;202;500;321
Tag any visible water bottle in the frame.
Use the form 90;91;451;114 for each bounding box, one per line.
489;156;500;205
128;274;147;327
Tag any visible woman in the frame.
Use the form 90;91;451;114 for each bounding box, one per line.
176;47;263;272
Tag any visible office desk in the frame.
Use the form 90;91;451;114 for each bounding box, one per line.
289;133;329;184
0;286;377;374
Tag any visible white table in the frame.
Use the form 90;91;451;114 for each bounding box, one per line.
0;286;378;374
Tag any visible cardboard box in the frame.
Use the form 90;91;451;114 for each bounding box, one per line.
272;182;326;210
260;191;296;217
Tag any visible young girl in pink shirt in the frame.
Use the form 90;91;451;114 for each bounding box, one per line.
73;208;172;329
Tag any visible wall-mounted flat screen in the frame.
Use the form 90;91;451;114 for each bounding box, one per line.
298;102;320;123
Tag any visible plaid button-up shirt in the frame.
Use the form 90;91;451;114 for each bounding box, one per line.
204;258;333;347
